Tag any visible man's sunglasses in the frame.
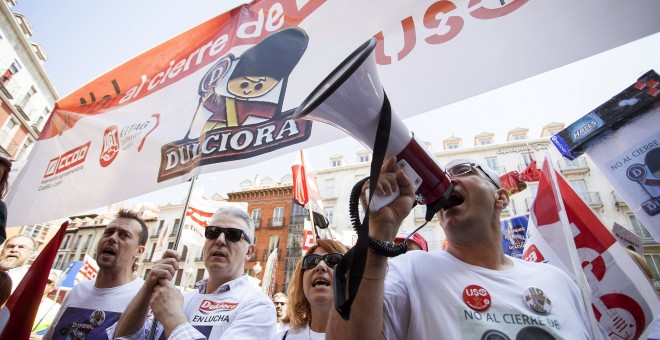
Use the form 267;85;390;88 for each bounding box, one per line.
301;253;343;270
447;162;500;189
205;226;250;243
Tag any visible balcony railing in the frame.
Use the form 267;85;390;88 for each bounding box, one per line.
0;76;20;99
577;191;602;208
612;190;627;210
0;130;21;157
267;217;286;228
262;248;281;261
15;100;36;121
557;157;590;174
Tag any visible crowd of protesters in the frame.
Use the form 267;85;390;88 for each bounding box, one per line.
0;156;657;339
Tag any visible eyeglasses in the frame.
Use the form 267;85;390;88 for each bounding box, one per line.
2;244;34;253
205;226;250;243
301;253;343;270
273;301;286;306
447;162;500;189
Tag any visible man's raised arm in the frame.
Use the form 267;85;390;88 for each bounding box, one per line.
327;157;416;340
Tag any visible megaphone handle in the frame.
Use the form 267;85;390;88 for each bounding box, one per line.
367;159;422;211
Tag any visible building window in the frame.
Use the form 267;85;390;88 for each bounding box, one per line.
324;179;335;197
268;235;280;255
485;157;499;173
273;207;284;227
73;235;82;250
54;254;64;269
195;268;206;283
629;214;653;242
331;160;341;167
252;209;261;228
521;153;533;166
447;143;458;150
171;219;181;236
358;154;370;163
513;134;527;141
479;139;492;145
83;235;93;250
0;117;20;150
155;220;165;236
22;224;50;241
8;60;21;74
569;180;588;202
643;254;660;289
325;208;334;225
60;235;71;250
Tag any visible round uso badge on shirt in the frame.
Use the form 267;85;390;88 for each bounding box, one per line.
522;287;551;315
463;285;491;311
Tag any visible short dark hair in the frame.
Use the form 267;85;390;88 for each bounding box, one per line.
115;209;148;246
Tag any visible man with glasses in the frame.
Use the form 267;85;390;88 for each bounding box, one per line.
0;235;36;293
113;206;276;339
328;157;597;339
272;292;290;333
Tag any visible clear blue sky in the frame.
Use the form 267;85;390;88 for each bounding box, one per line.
12;1;660;207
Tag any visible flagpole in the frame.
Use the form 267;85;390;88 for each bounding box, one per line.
148;175;197;340
545;154;603;339
174;175;197;251
301;150;318;240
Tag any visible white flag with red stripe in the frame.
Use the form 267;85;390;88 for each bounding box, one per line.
301;219;315;257
523;155;660;339
181;197;248;247
77;255;99;281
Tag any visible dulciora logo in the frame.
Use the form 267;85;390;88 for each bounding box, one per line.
157;27;313;182
198;300;238;315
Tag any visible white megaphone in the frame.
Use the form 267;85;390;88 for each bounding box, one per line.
293;38;453;214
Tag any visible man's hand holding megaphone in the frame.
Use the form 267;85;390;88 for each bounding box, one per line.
360;157;418;243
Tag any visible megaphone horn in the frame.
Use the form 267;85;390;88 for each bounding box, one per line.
293;38;453;214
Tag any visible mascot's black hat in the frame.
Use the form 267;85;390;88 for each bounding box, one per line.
230;27;309;80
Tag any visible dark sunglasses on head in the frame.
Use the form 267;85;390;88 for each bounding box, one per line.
205;226;249;243
301;253;343;270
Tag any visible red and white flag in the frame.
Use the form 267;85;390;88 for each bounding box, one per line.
77;254;99;281
523;156;660;339
0;221;69;340
301;219;316;257
292;149;328;230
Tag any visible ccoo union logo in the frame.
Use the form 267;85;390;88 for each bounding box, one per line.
198;300;238;315
44;142;91;178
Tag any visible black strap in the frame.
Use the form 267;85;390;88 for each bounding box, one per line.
333;93;392;320
282;329;289;339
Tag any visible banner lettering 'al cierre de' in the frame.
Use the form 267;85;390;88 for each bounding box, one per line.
7;0;660;226
523;157;660;339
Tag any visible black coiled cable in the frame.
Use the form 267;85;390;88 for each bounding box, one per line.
349;176;430;257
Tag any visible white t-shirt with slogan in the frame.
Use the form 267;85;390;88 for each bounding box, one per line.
383;250;593;339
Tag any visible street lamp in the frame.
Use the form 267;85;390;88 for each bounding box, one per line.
253;261;263;276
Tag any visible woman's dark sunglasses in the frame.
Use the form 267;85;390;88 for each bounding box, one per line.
205;226;249;243
302;253;343;270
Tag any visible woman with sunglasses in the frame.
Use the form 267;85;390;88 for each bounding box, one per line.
277;239;347;339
